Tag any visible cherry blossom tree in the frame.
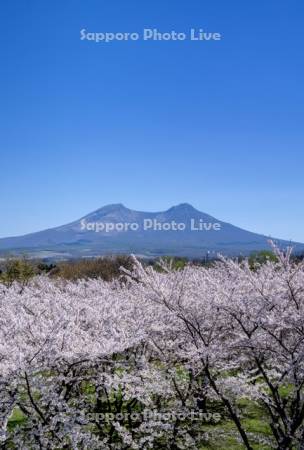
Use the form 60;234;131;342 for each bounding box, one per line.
0;244;304;449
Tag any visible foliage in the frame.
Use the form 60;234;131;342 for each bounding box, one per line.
52;255;134;282
0;258;55;289
0;258;36;288
248;250;278;269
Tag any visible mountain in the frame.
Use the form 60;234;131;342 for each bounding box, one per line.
0;203;303;260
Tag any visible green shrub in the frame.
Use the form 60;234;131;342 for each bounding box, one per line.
0;258;36;287
249;251;278;269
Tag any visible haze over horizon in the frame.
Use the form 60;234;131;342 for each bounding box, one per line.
1;0;304;241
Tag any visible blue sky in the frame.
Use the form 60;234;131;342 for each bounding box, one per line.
1;0;304;241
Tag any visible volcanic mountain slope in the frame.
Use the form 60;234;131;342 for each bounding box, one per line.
0;203;302;259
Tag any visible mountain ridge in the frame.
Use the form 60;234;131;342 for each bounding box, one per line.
0;203;303;260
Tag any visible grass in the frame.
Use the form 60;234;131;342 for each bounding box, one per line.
7;407;27;430
6;370;279;449
7;397;275;449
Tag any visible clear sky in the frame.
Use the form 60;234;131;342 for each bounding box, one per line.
1;0;304;242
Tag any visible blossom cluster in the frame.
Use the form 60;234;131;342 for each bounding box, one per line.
0;244;304;449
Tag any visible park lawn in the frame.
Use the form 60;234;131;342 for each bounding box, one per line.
8;396;274;449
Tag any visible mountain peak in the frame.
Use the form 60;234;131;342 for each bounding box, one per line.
97;203;128;213
81;203;130;221
166;203;198;213
105;203;126;209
